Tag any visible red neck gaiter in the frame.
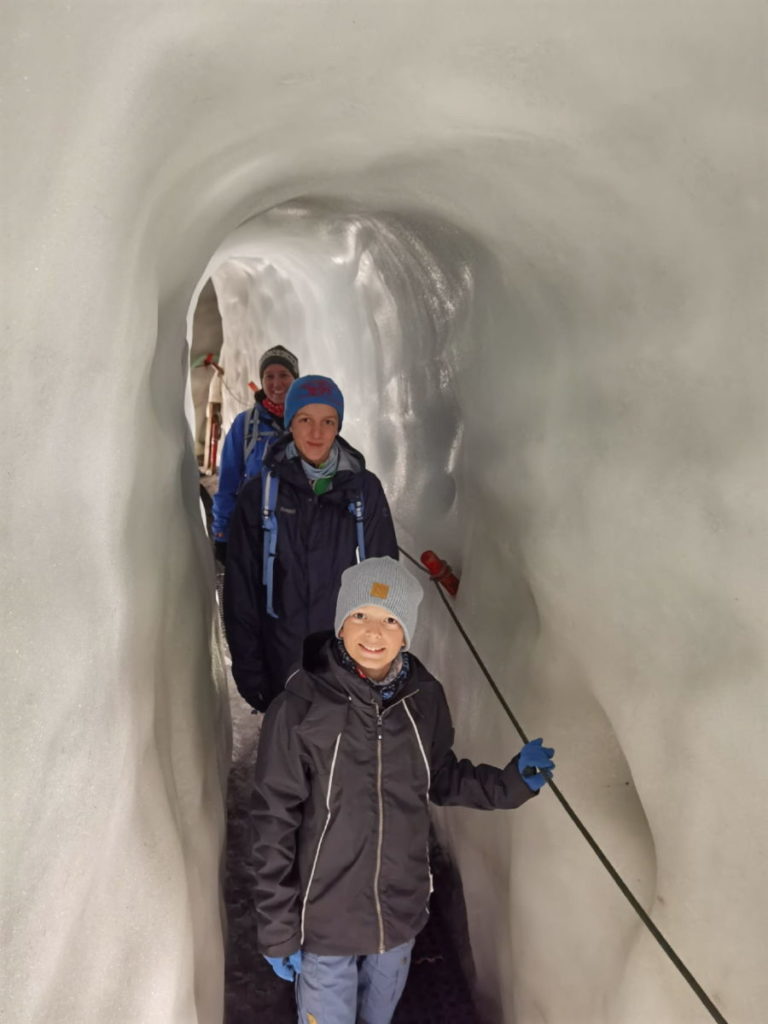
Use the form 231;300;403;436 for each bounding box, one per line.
262;397;285;419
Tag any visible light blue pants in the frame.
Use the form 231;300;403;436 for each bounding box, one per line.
295;939;414;1024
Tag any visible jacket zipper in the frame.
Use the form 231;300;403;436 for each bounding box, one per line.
371;691;423;952
373;706;385;953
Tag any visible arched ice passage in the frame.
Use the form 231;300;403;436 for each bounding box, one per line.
3;4;766;1023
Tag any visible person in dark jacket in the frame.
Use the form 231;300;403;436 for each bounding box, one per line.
211;344;299;564
253;556;556;1024
223;375;399;712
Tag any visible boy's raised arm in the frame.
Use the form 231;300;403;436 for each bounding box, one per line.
428;686;538;810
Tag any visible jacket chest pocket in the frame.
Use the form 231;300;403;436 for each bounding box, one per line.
309;498;356;541
295;700;349;753
383;712;431;805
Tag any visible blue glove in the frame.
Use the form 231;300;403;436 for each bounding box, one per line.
518;737;555;792
264;951;302;982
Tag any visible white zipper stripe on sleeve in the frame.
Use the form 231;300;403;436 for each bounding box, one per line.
402;698;434;898
300;731;342;945
402;699;430;797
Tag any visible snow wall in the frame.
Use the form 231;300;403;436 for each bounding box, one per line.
2;3;766;1023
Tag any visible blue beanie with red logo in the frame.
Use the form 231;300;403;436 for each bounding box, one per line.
284;375;344;428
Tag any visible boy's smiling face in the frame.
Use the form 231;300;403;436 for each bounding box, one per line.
339;605;405;681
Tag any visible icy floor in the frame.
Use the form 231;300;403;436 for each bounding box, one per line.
213;557;484;1024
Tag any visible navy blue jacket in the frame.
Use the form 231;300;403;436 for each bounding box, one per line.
222;434;399;710
211;396;283;542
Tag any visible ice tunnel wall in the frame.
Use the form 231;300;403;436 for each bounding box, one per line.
3;3;766;1023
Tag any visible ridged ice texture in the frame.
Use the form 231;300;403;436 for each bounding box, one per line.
3;3;766;1023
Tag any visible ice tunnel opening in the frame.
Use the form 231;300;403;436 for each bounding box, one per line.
189;200;479;516
185;197;501;1013
182;196;660;1020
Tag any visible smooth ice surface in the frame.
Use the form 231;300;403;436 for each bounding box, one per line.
3;3;766;1023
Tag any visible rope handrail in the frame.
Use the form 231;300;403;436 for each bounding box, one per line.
398;544;729;1024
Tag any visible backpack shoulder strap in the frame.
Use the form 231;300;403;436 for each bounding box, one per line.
245;406;281;466
243;405;260;462
261;466;280;618
348;492;366;561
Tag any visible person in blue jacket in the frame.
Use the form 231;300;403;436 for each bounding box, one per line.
211;344;299;564
222;374;399;712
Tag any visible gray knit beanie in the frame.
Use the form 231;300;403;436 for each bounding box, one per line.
334;557;423;648
258;345;300;380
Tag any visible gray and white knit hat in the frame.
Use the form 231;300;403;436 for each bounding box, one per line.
258;344;300;380
334;556;423;648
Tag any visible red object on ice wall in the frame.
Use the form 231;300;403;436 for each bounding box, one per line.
420;550;460;596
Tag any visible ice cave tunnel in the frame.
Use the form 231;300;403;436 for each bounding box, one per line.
3;3;766;1023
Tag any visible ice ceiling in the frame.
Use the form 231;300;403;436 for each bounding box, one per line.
3;3;766;1023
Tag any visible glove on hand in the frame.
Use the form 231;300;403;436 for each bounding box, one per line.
264;951;302;982
214;540;228;566
518;737;555;792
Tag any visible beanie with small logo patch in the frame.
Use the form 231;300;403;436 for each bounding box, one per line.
334;556;423;648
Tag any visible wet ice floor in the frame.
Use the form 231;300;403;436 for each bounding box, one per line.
221;644;484;1024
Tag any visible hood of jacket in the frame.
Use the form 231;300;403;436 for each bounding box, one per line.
290;631;429;710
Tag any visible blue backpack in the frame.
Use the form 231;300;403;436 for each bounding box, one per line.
260;466;366;619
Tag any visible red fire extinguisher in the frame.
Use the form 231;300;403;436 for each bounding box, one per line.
420;550;460;596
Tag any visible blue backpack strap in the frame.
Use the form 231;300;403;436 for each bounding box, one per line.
243;405;260;463
261;468;280;618
245;406;280;471
348;493;366;561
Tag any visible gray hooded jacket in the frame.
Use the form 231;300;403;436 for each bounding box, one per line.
252;633;536;958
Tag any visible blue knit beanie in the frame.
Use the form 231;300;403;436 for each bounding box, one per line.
284;375;344;428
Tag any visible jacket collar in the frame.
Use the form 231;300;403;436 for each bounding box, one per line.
291;633;428;708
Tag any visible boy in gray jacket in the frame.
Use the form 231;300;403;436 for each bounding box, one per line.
252;556;555;1024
